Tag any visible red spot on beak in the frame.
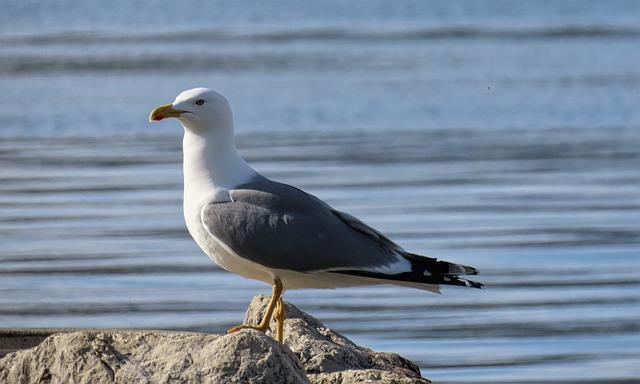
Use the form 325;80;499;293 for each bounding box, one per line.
149;103;177;122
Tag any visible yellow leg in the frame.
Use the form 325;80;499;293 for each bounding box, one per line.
227;277;283;334
275;297;285;343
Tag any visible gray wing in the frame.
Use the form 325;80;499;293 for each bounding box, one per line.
200;178;407;272
327;209;405;254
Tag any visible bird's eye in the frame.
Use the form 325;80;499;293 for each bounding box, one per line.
195;99;205;105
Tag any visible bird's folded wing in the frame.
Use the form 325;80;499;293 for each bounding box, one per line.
328;209;405;253
200;180;410;273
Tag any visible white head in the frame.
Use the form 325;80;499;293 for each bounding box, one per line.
149;88;255;188
149;88;234;138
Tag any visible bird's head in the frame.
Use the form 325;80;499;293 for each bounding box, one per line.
149;88;233;134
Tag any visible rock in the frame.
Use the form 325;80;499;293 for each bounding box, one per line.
0;296;430;384
0;329;51;359
0;330;307;384
246;295;430;384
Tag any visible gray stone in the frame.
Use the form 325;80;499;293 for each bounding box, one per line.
246;295;430;384
0;296;430;384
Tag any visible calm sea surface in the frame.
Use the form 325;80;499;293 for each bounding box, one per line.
1;1;639;383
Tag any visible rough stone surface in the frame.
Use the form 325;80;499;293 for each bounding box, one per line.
0;296;430;384
246;295;430;384
0;330;307;384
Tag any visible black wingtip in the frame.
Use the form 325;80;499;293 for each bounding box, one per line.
442;275;483;289
459;265;479;275
332;252;483;290
462;278;484;289
333;269;484;290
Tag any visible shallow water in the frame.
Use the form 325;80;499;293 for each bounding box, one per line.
1;1;639;382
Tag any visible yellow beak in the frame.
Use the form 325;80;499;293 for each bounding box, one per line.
149;103;184;122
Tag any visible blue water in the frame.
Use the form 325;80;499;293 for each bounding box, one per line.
1;1;639;383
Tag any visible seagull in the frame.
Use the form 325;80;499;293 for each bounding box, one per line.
149;88;482;343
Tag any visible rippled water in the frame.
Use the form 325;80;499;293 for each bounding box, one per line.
1;1;639;383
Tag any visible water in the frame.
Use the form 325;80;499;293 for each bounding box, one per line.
1;1;639;383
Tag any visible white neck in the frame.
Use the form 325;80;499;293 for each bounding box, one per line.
182;129;257;202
